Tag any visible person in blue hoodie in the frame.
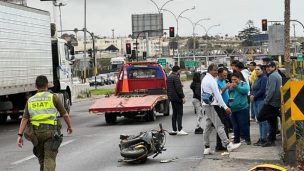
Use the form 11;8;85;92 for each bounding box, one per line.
229;71;251;145
250;65;268;146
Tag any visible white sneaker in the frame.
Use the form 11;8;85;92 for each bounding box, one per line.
203;148;215;155
177;130;188;136
226;142;241;152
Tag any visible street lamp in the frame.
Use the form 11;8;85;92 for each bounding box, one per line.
150;0;174;14
197;24;220;55
53;1;66;37
162;6;195;66
180;16;210;61
149;0;174;58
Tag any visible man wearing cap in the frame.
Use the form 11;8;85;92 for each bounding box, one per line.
17;75;73;171
257;61;282;147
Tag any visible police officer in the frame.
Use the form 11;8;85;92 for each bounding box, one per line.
17;75;72;171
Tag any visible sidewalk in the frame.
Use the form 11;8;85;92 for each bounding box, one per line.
195;121;284;171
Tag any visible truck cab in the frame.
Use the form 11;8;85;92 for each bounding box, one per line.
51;38;74;113
116;62;167;95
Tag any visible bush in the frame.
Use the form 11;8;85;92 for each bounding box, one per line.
89;88;114;96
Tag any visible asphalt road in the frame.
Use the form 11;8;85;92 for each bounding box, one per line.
0;81;210;171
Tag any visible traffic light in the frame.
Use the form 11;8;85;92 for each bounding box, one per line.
143;51;147;60
262;19;268;31
88;48;93;57
131;50;136;60
126;43;131;54
169;27;175;37
89;58;94;68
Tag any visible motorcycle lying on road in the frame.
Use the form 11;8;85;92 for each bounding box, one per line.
119;123;166;163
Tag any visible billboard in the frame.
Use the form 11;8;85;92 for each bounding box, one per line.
132;13;163;38
268;25;285;56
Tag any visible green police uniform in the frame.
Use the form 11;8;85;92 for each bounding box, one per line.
23;91;66;171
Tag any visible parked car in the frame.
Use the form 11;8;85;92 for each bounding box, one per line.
98;74;111;85
108;72;118;84
89;76;105;86
72;77;81;84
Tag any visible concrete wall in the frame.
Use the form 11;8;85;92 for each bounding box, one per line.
72;84;90;101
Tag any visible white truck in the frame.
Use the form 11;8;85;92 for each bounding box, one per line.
0;1;74;123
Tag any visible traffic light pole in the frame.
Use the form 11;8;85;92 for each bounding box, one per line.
135;31;147;62
134;29;171;62
268;19;304;31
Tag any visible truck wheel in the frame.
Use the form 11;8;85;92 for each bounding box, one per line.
0;114;7;123
105;113;117;124
10;114;20;120
147;108;156;121
63;92;71;114
163;100;170;116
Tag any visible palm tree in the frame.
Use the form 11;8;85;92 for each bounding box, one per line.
284;0;291;78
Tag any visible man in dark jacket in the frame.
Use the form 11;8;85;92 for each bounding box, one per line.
257;61;282;147
167;66;187;135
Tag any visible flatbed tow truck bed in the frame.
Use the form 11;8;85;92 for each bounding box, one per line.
89;94;167;113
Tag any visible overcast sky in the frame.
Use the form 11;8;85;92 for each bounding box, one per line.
27;0;304;38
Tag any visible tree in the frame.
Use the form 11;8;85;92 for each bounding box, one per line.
169;38;178;49
238;20;260;46
186;37;199;49
61;33;78;46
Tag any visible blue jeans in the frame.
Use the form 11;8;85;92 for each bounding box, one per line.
231;108;250;143
254;100;269;140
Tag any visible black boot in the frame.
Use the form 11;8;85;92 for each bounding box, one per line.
261;140;275;147
194;127;204;134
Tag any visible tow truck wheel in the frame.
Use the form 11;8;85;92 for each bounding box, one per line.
105;113;117;124
148;108;156;121
10;114;20;120
63;92;71;114
0;114;7;123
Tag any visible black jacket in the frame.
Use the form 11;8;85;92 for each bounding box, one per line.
167;72;185;103
190;81;201;101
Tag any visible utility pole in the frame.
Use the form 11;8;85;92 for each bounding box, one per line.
83;0;87;82
293;24;297;55
284;0;291;78
112;29;115;39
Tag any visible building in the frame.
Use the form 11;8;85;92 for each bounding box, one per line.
74;36;170;59
0;0;27;5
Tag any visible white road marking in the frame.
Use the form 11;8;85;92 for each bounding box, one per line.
11;139;75;165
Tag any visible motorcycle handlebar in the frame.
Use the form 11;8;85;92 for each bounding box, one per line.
159;123;163;132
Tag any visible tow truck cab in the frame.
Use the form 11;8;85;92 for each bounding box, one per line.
115;62;167;95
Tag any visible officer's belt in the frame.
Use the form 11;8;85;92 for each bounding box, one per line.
32;124;58;130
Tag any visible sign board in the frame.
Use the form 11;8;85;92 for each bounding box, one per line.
132;13;163;38
291;81;304;120
268;25;285;56
157;58;166;67
297;54;303;62
184;60;198;68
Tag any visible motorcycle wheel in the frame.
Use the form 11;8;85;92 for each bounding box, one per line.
121;147;147;159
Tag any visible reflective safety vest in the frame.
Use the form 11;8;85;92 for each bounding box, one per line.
28;92;58;126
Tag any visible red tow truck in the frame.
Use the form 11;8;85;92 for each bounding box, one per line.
89;62;170;124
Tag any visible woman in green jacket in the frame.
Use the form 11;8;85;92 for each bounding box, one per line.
229;72;251;145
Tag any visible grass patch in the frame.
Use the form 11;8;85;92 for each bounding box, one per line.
89;88;114;96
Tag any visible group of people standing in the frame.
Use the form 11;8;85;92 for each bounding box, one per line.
166;58;282;154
